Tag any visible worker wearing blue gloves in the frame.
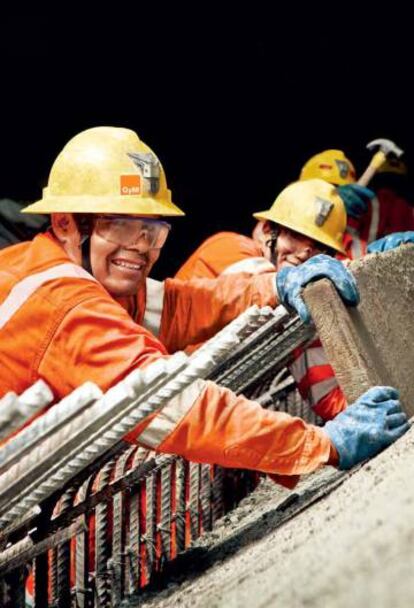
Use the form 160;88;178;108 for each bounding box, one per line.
337;184;375;219
367;231;414;253
254;178;410;469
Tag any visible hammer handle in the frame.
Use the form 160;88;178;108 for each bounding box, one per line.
357;150;386;187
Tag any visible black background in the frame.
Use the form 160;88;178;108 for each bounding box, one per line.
1;5;413;278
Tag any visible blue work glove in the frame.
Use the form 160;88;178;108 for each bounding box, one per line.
276;254;360;324
337;184;375;219
324;386;409;470
367;231;414;254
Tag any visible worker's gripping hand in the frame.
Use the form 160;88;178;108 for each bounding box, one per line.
367;231;414;254
276;254;360;324
337;184;375;219
324;386;409;470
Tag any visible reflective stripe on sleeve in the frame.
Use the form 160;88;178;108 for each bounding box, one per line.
290;345;326;384
221;257;275;275
0;263;96;330
137;378;206;448
142;278;165;337
309;376;338;405
346;226;364;259
368;196;380;243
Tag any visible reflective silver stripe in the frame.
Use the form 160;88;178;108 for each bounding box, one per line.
0;263;96;330
143;278;165;337
368;196;380;243
310;376;338;405
221;257;275;275
290;346;327;384
137;378;205;448
346;226;363;259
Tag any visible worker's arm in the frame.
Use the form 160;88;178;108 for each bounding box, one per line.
126;378;334;477
159;272;278;352
127;380;408;476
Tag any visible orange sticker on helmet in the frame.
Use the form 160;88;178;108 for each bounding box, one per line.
120;175;141;195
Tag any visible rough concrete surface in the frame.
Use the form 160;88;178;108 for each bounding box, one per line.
304;245;414;416
130;425;414;608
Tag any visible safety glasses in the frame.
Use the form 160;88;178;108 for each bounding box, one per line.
94;215;171;250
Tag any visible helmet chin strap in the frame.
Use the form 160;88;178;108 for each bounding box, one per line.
80;235;93;275
266;227;279;267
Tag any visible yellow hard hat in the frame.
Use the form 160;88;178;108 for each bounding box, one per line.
22;127;185;216
253;179;347;254
300;149;356;186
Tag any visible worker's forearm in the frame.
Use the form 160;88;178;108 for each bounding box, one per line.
129;379;333;477
160;273;278;352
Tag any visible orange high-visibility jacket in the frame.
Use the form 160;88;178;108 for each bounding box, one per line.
0;232;333;477
175;232;275;280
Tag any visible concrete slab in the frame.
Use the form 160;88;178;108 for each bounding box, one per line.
303;245;414;415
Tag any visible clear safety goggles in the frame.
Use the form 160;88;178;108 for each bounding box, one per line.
94;215;171;250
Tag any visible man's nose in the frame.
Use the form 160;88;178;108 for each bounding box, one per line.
296;246;313;262
125;238;151;254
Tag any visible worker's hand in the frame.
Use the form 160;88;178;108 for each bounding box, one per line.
323;386;409;470
337;184;375;219
367;231;414;254
276;254;359;324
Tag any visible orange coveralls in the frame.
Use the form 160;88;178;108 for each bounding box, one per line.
0;232;334;477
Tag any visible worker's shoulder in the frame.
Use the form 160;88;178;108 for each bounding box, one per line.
199;231;255;250
0;233;109;309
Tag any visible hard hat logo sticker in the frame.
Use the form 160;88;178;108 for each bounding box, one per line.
315;197;334;226
120;175;141;195
335;160;350;179
127;152;160;194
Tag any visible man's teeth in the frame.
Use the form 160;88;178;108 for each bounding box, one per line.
113;260;143;270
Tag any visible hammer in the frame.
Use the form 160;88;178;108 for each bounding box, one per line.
357;138;404;187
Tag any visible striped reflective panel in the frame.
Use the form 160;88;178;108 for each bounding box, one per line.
0;263;96;330
289;342;339;407
290;344;326;383
367;197;380;244
309;376;338;404
142;278;165;337
221;257;275;275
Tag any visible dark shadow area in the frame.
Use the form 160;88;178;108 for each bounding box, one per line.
1;7;414;278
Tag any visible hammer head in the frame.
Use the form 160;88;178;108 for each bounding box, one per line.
367;138;404;158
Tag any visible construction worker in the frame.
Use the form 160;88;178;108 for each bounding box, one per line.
255;179;414;419
300;149;414;258
0;127;408;485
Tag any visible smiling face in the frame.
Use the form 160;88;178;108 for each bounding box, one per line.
89;228;161;296
51;213;166;297
274;226;327;271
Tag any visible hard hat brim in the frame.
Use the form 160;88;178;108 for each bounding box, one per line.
21;195;185;217
253;210;346;255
